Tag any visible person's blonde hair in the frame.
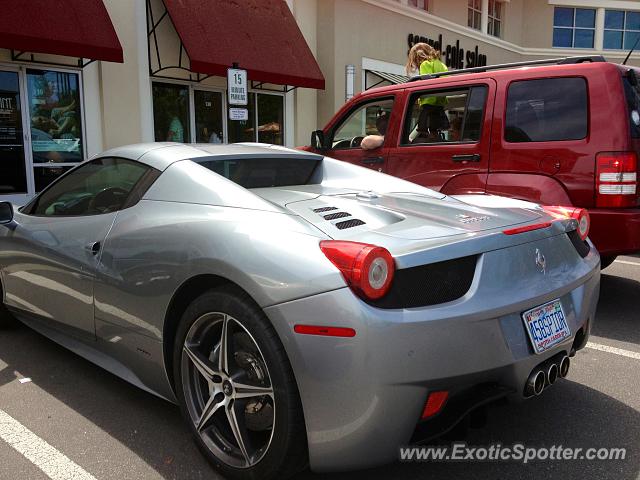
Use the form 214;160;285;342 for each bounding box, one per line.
406;42;441;75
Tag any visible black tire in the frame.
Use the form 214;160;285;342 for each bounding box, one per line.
600;255;617;270
173;286;308;480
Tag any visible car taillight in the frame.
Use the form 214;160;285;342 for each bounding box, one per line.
596;152;638;208
543;205;591;241
319;240;395;300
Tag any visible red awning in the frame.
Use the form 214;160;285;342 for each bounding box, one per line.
163;0;325;89
0;0;123;63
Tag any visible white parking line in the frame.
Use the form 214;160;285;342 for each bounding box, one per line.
0;409;97;480
586;342;640;360
614;259;640;267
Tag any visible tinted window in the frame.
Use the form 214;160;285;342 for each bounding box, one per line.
30;158;150;216
331;99;394;149
402;86;488;145
623;71;640;138
505;78;588;143
195;157;319;189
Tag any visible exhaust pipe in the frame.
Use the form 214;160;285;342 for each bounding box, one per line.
546;362;559;386
559;355;570;378
526;369;546;396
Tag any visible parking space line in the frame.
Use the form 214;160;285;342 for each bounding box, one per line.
614;259;640;267
0;409;97;480
586;342;640;360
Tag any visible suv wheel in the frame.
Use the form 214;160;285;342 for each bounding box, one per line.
173;286;307;480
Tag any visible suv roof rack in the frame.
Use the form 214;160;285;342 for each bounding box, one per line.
408;55;607;82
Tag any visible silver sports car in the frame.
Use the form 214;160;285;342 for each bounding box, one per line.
0;143;599;479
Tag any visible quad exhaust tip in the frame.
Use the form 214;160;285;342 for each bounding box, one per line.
546;362;559;386
527;370;546;396
559;355;570;378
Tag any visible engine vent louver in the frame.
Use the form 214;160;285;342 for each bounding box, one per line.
313;206;338;213
323;212;351;220
335;219;366;230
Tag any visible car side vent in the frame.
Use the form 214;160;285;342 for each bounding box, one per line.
324;212;351;220
335;219;366;230
368;255;478;309
313;206;338;213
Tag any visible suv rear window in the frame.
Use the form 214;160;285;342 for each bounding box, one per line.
505;77;588;142
622;70;640;138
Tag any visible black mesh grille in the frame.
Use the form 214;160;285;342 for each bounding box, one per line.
567;230;590;258
324;212;351;220
369;255;478;309
335;219;366;229
313;206;337;213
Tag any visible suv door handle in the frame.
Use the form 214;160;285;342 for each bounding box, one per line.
85;241;101;255
452;154;481;162
362;156;385;165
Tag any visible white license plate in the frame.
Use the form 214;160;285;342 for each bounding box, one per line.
522;299;571;354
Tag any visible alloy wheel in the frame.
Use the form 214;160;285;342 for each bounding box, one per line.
181;312;275;468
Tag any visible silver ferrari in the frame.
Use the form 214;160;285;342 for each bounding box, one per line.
0;143;600;479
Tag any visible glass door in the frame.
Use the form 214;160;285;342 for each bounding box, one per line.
0;70;28;198
194;90;224;143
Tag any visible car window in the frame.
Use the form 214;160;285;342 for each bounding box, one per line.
195;156;320;188
505;77;588;143
401;86;488;145
622;70;640;138
29;158;150;216
331;98;394;149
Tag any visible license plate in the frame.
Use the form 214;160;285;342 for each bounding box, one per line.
522;299;571;354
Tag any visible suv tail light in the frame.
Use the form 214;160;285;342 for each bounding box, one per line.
596;152;638;208
543;205;591;241
320;240;394;300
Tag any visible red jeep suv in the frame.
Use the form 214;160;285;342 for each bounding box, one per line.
308;56;640;267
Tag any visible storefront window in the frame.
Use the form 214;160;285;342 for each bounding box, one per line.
553;7;595;48
27;69;83;165
604;10;640;50
152;82;190;142
257;94;284;145
194;90;224;143
228;92;256;144
0;71;27;194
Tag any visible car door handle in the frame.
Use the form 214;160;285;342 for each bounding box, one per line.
85;241;101;255
452;154;481;162
362;156;385;165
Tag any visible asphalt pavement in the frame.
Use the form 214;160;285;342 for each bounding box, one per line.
0;256;638;480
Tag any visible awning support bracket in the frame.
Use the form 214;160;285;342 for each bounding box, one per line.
10;49;95;69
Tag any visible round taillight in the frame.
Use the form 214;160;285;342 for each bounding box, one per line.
320;241;395;300
575;208;590;241
542;205;590;241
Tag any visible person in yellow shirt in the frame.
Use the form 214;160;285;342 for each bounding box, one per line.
406;42;450;142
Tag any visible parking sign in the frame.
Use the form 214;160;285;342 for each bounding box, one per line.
227;68;247;106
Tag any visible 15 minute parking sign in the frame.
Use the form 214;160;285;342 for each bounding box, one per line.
227;68;248;106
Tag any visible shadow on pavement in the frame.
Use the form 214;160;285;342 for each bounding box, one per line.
297;379;639;480
0;321;637;480
593;273;640;346
0;323;214;480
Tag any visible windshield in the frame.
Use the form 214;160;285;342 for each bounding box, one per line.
193;156;320;189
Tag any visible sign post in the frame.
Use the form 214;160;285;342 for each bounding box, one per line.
227;65;249;142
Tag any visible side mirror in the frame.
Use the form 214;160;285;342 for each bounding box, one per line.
0;202;13;224
311;130;326;150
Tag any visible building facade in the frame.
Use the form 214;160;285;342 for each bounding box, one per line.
1;0;640;204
